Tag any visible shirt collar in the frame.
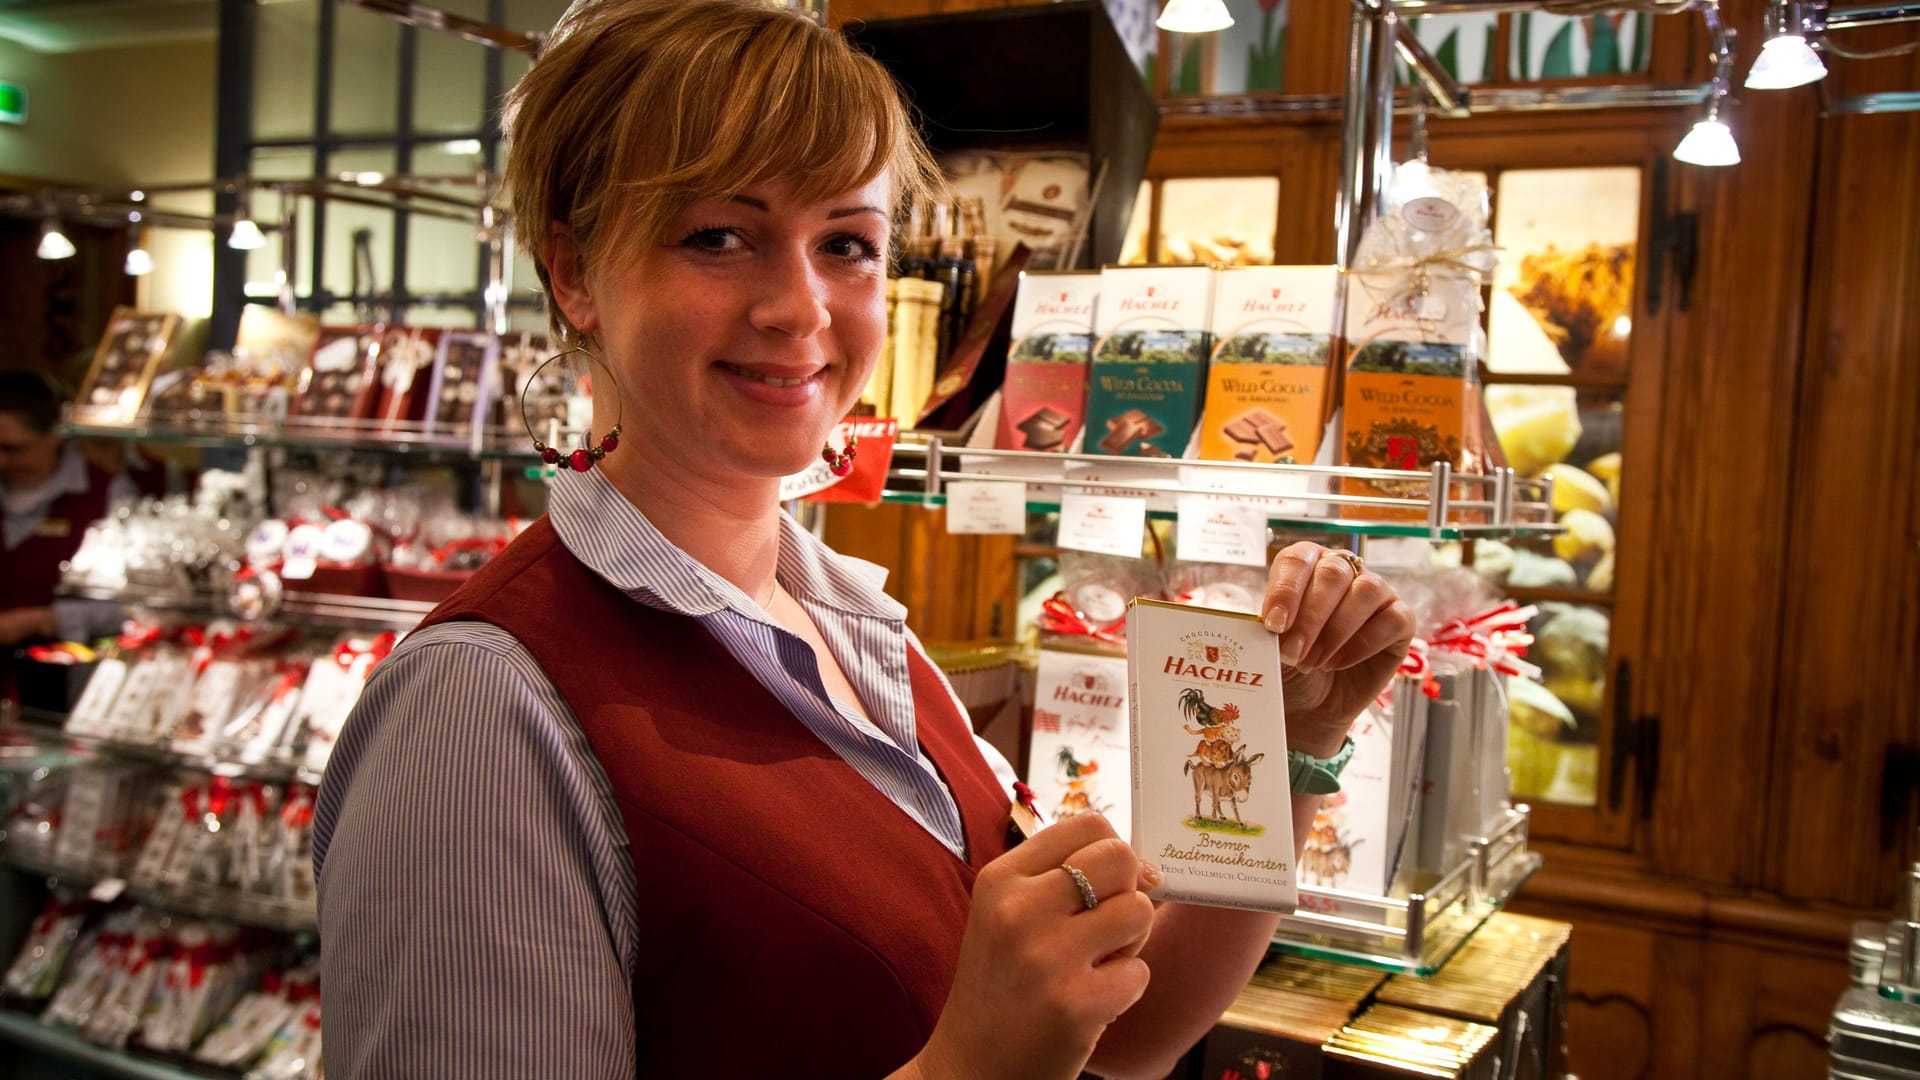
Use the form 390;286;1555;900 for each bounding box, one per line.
546;467;905;623
3;442;88;519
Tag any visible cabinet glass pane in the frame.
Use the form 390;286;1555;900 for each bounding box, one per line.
321;150;397;303
1507;603;1607;805
331;6;401;135
1480;385;1623;590
254;0;318;141
1488;167;1639;378
1509;11;1654;80
1397;15;1500;85
414;23;487;136
1165;0;1287;96
407;213;482;297
1156;177;1278;266
247;148;321;302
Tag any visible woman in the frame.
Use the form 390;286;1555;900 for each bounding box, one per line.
0;370;136;652
313;2;1414;1077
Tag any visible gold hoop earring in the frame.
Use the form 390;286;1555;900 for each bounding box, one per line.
520;345;623;472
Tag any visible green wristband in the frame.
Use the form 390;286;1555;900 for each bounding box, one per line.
1287;736;1356;795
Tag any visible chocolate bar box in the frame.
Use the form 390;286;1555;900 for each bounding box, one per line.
1127;598;1296;913
1199;266;1339;465
1086;265;1214;458
995;271;1100;452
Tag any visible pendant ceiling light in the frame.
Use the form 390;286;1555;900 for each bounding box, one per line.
1745;33;1827;88
37;217;76;260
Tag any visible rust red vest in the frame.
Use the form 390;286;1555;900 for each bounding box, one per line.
421;518;1012;1077
1;463;113;613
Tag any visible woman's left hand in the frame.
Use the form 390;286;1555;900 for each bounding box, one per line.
1261;542;1415;756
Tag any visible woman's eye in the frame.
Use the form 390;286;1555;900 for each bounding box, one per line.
822;234;882;262
682;227;743;253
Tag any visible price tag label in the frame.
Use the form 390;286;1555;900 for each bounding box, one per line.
1056;493;1147;557
945;481;1028;535
1174;495;1270;567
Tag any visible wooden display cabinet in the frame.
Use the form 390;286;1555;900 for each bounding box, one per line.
830;0;1917;1075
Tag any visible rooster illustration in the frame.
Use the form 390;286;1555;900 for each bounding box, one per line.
1179;688;1242;768
1054;748;1110;818
1056;747;1101;782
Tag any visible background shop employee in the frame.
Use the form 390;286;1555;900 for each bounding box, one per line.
0;370;134;648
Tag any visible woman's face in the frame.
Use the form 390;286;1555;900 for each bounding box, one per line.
579;174;891;484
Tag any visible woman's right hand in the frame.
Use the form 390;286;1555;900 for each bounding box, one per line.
903;812;1160;1080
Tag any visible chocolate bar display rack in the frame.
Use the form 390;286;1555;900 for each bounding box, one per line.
883;436;1561;541
1272;805;1542;977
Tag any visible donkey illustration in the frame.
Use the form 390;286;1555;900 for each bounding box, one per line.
1183;745;1266;826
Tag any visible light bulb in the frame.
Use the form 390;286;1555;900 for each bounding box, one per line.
229;217;266;250
37;220;76;260
1673;118;1741;167
1745;34;1827;89
125;247;155;276
1156;0;1233;34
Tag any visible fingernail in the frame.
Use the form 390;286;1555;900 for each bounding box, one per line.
1280;634;1305;666
1139;860;1164;889
1264;610;1288;634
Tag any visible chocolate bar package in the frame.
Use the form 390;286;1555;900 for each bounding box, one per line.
1086;265;1214;458
995;270;1099;452
1127;598;1295;913
1341;165;1493;519
1200;266;1339;465
1026;645;1132;837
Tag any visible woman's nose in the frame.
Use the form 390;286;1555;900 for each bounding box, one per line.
750;250;832;339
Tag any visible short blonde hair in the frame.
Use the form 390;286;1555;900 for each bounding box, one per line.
504;0;943;343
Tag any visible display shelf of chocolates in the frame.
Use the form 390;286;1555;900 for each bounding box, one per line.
4;712;320;789
56;582;435;636
1267;806;1542;977
58;414;542;461
881;436;1562;541
0;846;317;936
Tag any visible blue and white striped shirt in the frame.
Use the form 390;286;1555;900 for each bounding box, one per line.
314;468;1016;1078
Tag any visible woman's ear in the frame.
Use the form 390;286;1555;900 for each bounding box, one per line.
545;222;600;337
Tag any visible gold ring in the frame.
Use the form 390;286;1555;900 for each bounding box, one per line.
1060;863;1099;911
1327;549;1365;577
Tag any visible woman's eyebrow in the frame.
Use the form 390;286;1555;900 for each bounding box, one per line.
723;194;885;221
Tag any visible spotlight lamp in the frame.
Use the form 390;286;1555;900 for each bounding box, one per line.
1156;0;1233;34
37;216;76;260
228;181;266;250
1746;0;1827;89
1676;4;1742;168
125;214;153;276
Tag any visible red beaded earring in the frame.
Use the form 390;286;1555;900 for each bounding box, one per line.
521;344;622;473
822;433;858;477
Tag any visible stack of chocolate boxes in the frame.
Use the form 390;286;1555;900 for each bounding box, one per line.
993;262;1470;508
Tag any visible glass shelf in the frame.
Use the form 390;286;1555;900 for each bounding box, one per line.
1268;806;1542;976
883;438;1563;542
5;714;322;789
1;845;317;936
63;415;538;463
0;1009;219;1080
59;584;434;635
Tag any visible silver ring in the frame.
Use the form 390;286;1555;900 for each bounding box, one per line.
1060;863;1099;911
1327;549;1365;577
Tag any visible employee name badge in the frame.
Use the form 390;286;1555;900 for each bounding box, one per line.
1126;598;1295;913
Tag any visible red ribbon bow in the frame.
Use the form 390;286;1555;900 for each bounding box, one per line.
335;631;398;676
1428;601;1543;680
1037;594;1127;647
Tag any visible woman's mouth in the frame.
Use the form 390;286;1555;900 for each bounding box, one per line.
717;361;817;387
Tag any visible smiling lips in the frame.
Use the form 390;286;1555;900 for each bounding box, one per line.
717;360;821;388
